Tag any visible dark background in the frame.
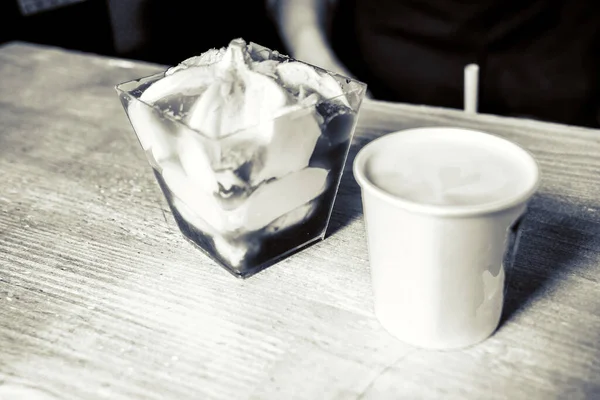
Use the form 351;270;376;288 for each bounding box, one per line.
0;0;285;66
1;0;597;128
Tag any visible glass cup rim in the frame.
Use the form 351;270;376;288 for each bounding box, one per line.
353;127;541;217
115;58;368;142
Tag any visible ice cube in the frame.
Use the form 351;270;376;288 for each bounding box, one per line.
140;66;215;104
250;106;322;185
276;61;349;106
176;129;219;195
184;81;224;138
167;164;327;236
243;167;328;231
127;100;174;162
186;66;288;139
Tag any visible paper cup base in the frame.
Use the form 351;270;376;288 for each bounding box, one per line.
374;305;501;350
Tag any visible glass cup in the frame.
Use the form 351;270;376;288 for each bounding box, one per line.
354;127;540;349
116;52;367;278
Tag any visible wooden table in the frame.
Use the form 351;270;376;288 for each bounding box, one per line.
1;42;599;400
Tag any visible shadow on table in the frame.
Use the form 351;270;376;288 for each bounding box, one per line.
500;192;599;326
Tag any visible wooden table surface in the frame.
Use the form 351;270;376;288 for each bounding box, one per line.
1;42;599;400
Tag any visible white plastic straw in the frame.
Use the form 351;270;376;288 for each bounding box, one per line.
464;64;479;114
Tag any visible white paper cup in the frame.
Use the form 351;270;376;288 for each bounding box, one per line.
354;127;540;349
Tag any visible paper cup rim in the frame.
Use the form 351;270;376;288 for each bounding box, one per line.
353;127;540;217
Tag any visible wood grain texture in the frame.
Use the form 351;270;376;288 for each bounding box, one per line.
0;42;599;400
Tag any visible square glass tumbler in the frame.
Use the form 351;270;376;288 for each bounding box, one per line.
115;53;367;278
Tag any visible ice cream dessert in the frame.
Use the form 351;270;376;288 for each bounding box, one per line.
116;38;367;278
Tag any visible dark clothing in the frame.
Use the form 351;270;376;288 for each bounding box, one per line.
332;0;600;127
